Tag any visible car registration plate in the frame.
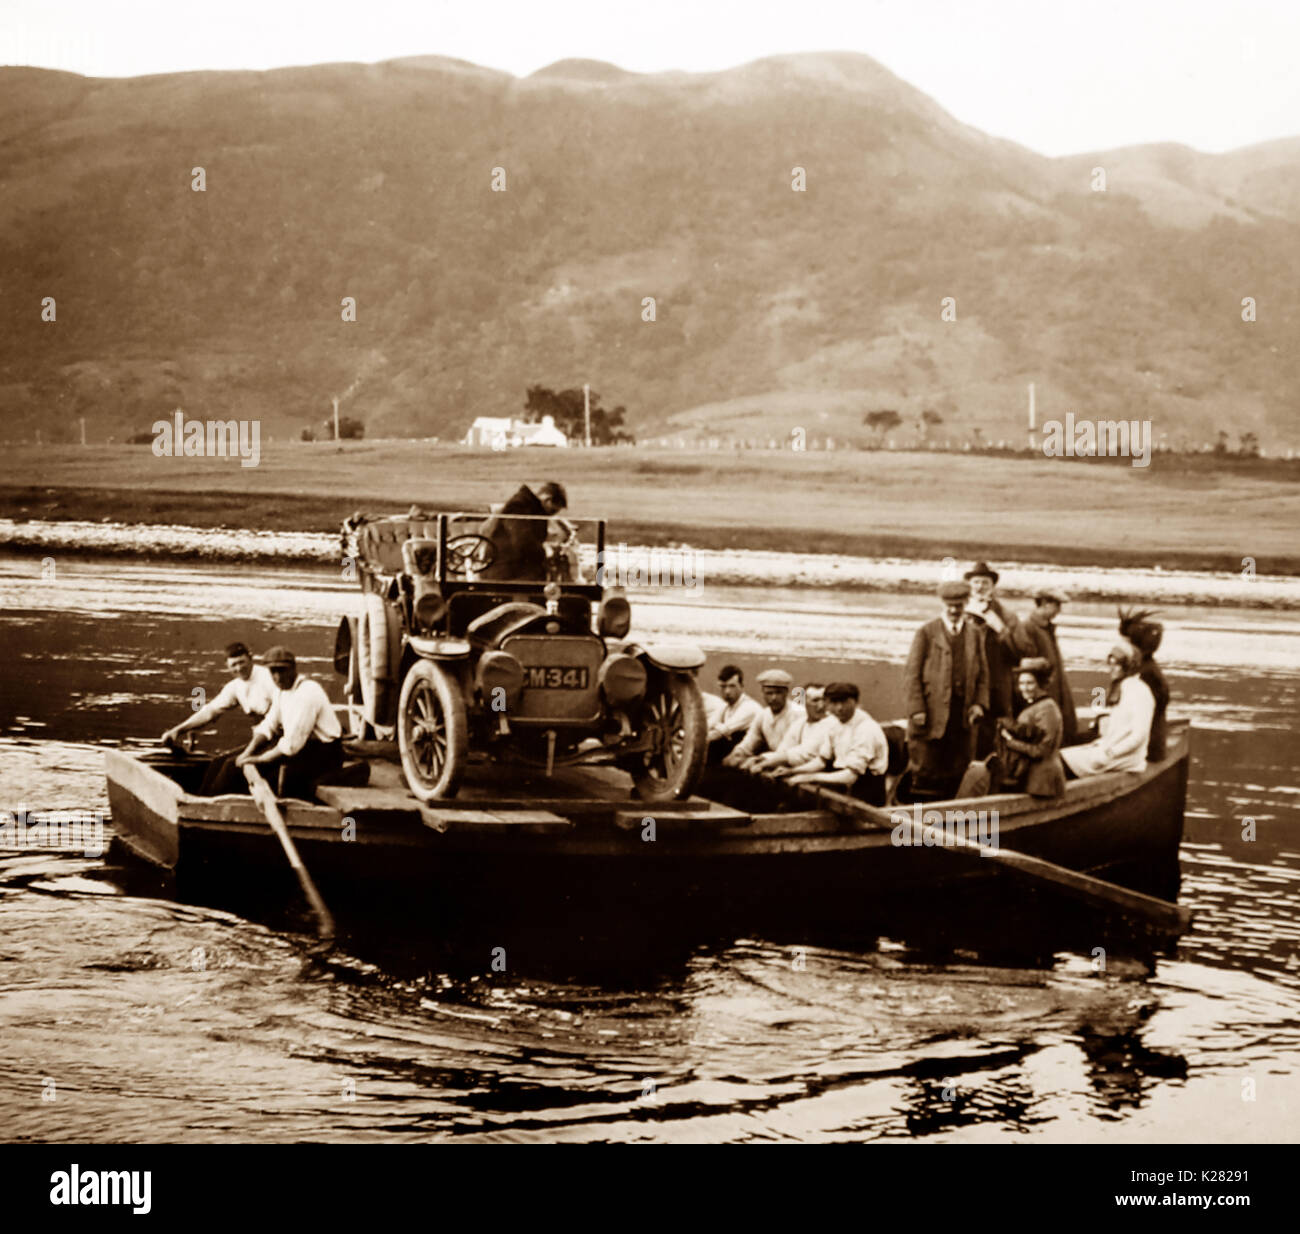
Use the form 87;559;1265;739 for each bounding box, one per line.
525;666;591;690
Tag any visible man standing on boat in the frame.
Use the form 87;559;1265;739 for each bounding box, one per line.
1010;588;1078;743
904;580;990;798
724;669;806;770
963;562;1020;758
161;641;275;749
216;646;344;799
782;682;889;805
706;665;762;763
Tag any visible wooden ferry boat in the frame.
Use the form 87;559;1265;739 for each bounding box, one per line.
104;715;1192;932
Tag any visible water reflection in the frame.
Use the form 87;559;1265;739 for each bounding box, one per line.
2;557;1299;1142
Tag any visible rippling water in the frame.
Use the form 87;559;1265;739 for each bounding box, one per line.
1;554;1298;1142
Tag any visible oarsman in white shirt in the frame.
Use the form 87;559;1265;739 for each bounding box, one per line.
725;669;806;770
754;683;840;775
706;665;762;764
163;642;275;748
218;646;343;799
784;682;890;806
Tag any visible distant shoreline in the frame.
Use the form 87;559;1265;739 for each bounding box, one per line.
3;463;1300;579
4;515;1296;610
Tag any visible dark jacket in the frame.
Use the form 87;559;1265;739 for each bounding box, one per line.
968;597;1021;718
999;697;1066;798
904;618;990;740
479;486;548;581
1010;610;1078;741
1140;660;1169;761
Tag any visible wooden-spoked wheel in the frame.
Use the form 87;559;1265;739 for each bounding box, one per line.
631;671;707;802
397;661;468;801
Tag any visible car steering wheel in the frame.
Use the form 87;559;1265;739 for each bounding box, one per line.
444;533;497;574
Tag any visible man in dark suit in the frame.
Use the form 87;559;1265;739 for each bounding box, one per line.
478;481;567;581
963;561;1020;758
904;580;990;799
1010;587;1078;743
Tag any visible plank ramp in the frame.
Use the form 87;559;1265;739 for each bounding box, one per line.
316;784;574;833
614;806;751;831
420;808;573;835
316;782;751;832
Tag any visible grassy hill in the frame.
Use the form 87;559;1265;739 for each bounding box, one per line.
2;53;1297;449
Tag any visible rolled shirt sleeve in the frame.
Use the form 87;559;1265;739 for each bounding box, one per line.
273;680;339;757
774;711;809;756
712;694;762;741
275;693;317;757
737;705;806;759
732;712;767;759
252;693;281;746
828;711;889;777
209;678;241;716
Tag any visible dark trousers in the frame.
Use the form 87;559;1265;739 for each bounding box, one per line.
701;766;885;812
849;772;887;807
707;731;746;765
200;738;343;800
974;707;1013;761
910;709;975;800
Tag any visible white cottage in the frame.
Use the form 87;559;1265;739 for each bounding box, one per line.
464;415;569;449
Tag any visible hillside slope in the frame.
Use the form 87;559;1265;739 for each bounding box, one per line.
2;53;1296;448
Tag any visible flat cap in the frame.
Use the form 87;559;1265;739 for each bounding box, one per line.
262;645;296;667
1034;586;1069;604
1017;657;1052;674
756;668;793;688
938;580;971;600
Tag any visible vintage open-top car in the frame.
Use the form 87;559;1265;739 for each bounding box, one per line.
334;507;708;803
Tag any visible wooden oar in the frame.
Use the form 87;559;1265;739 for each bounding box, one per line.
805;786;1192;936
243;764;336;944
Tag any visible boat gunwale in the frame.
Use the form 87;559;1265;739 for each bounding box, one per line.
105;721;1190;858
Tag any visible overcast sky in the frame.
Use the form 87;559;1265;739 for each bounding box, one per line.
3;0;1297;157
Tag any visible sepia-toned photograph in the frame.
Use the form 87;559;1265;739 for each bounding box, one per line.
1;0;1295;1201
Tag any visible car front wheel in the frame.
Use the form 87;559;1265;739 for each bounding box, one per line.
397;661;468;802
631;670;707;802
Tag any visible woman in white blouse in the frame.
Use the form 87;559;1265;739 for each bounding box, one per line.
1061;640;1156;778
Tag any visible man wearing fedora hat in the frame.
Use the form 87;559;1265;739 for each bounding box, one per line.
962;562;1020;758
903;580;990;798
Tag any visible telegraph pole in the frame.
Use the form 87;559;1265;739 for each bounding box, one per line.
332;396;340;442
583;383;591;447
1027;382;1036;451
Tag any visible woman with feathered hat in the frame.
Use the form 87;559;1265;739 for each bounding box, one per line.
1061;639;1156;778
1113;607;1169;761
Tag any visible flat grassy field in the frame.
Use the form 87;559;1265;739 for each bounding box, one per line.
3;442;1298;574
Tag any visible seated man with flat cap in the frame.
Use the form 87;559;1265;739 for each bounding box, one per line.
782;682;889;806
752;683;841;777
211;646;344;800
723;668;806;770
903;579;990;799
